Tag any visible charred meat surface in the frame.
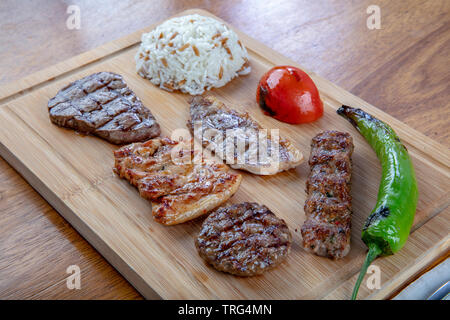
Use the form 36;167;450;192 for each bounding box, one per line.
48;72;160;144
301;131;354;259
196;202;292;276
188;95;303;175
113;137;242;225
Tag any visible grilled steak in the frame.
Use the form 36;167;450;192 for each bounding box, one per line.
48;72;160;144
188;96;303;175
301;131;354;259
196;202;292;276
113;137;242;225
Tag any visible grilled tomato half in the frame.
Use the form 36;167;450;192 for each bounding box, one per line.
256;66;323;124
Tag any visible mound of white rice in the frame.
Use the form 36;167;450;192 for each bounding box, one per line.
135;14;251;95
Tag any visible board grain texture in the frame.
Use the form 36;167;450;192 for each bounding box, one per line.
0;9;449;300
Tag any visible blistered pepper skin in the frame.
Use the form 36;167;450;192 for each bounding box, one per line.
337;105;418;299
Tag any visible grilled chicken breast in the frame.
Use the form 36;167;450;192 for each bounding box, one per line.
113;137;242;225
188;96;303;175
301;131;354;259
48;72;160;144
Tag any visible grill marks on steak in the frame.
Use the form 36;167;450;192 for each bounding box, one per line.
301;131;354;259
113;137;242;225
48;72;160;144
188;95;303;175
196;202;292;276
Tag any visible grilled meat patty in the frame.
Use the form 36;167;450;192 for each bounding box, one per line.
301;131;354;259
113;137;242;225
188;96;303;175
48;72;160;144
196;202;292;276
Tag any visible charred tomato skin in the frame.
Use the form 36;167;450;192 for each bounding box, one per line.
256;66;324;124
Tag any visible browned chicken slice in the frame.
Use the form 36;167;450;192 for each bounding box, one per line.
188;96;303;175
301;131;354;259
113;137;242;225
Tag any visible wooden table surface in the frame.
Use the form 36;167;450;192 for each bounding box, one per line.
0;0;448;299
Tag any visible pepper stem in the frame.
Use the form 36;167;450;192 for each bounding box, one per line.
351;244;382;300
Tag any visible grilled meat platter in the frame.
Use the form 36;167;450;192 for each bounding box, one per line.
40;12;421;288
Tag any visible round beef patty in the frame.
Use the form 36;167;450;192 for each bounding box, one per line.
196;202;292;276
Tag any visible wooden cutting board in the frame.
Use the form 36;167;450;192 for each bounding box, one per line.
0;9;448;300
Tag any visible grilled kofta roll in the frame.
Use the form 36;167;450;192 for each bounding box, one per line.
301;131;354;259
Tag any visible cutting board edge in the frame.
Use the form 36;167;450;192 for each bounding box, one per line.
324;208;450;299
371;232;450;300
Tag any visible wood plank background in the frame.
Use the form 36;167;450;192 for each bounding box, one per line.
0;0;448;299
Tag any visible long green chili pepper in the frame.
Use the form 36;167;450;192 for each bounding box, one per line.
337;105;418;300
